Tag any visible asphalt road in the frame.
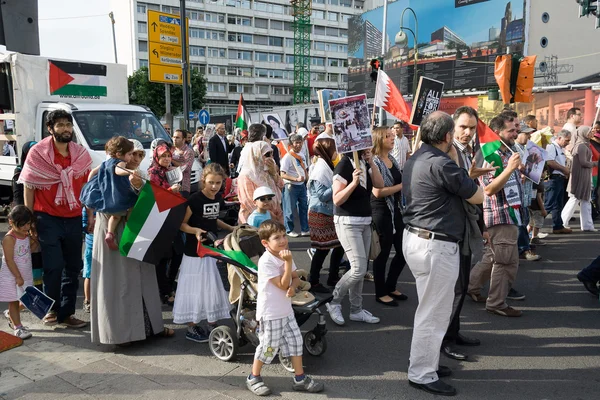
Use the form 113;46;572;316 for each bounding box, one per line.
1;215;600;400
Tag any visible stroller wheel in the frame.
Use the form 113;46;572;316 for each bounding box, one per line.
208;325;239;361
279;354;295;373
303;331;327;356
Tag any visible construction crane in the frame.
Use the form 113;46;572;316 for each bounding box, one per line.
290;0;311;104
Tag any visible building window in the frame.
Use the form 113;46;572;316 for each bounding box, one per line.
137;22;147;34
229;50;252;60
285;38;294;47
229;84;253;94
228;67;252;77
137;4;146;14
255;18;268;28
191;64;206;73
139;59;148;68
255;1;268;12
271;86;291;95
341;14;351;22
313;10;325;19
228;16;252;26
285;55;294;63
284;22;293;31
269;37;283;46
257;85;269;94
189;46;206;57
208;66;227;75
311;57;325;66
207;83;226;93
147;3;160;10
328;73;339;82
228;33;253;43
226;0;251;8
254;2;284;14
328;12;338;21
328;59;339;67
314;41;326;51
313;0;325;4
138;41;148;52
208;47;226;58
329;0;338;5
254;35;269;45
270;20;283;30
162;5;180;15
340;0;352;7
326;27;339;37
311;72;326;81
340;29;348;38
314;26;326;35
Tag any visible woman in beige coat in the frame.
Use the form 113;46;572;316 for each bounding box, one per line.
562;126;596;231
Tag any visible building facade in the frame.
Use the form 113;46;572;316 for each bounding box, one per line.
111;0;365;115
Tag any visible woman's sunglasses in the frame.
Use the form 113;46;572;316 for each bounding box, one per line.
264;151;273;157
257;196;274;202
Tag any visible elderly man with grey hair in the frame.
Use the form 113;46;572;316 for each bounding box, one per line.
545;129;572;234
402;111;484;396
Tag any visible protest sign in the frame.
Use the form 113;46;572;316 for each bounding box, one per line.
329;94;372;154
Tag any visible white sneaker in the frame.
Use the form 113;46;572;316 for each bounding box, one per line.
300;231;310;237
14;326;32;340
325;303;345;326
349;309;380;324
538;233;549;239
287;231;299;238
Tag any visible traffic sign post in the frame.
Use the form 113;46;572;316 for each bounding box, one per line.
189;111;196;120
198;109;210;125
147;10;188;85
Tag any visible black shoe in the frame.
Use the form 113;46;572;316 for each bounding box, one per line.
456;333;481;347
506;288;526;300
577;275;600;296
441;344;468;361
389;292;408;301
409;380;457;396
310;283;331;294
376;297;399;307
437;365;452;378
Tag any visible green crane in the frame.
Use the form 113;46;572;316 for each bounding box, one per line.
291;0;312;104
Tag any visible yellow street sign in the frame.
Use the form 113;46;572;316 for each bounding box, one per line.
149;42;182;66
148;10;182;45
149;64;182;85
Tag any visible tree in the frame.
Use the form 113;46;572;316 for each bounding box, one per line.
128;67;206;118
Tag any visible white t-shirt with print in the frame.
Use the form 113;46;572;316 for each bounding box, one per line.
280;152;307;185
256;250;296;321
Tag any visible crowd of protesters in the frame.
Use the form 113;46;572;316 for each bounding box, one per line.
1;106;600;398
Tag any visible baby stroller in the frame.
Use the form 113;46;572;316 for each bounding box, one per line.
220;177;240;227
206;225;331;371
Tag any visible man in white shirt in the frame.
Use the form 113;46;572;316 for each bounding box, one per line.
280;134;309;237
390;121;411;170
562;107;582;135
544;129;572;234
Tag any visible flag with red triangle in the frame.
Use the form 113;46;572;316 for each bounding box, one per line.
119;182;187;265
374;70;414;127
476;119;503;176
235;94;251;130
48;60;108;97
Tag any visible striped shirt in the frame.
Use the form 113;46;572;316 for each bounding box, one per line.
477;148;525;228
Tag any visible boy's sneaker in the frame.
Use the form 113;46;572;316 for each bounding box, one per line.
292;375;324;393
349;309;380;324
14;326;32;340
287;231;299;238
186;325;209;343
325;303;345;326
246;375;272;396
83;301;91;313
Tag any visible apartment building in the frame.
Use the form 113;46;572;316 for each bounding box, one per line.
111;0;365;115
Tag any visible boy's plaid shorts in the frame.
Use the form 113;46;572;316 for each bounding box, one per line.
255;314;303;364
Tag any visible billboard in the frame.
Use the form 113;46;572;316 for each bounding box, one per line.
348;0;528;97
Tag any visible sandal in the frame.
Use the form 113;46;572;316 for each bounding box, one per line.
42;311;58;326
159;327;175;338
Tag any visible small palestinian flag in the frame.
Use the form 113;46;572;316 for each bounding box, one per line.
49;60;108;97
120;182;187;265
197;242;258;271
477;119;503;177
235;94;251;130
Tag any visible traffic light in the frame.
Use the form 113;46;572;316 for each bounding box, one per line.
370;58;383;82
493;54;537;104
577;0;598;17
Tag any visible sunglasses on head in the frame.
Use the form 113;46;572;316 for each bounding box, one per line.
257;196;274;202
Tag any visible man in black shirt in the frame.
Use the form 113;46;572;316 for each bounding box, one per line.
402;111;483;397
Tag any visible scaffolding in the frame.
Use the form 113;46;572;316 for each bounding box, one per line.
291;0;312;104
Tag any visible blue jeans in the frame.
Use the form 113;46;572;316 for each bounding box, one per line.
282;183;309;233
518;209;531;254
544;176;567;230
36;212;83;322
578;256;600;283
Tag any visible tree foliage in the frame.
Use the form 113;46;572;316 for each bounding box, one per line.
128;67;207;118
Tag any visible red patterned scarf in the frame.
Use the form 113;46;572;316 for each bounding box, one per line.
18;136;92;210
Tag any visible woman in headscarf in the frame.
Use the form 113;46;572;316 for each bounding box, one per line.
237;140;284;224
12;141;37;206
561;126;596;231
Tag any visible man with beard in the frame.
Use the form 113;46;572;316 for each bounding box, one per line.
403;111;483;396
20;110;92;328
171;129;195;199
468;114;524;317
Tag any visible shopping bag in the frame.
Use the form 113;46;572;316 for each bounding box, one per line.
17;286;55;320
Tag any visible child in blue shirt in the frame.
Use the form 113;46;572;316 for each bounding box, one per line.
247;186;275;228
82;207;95;313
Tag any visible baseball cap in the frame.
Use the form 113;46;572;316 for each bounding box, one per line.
519;126;535;134
253;186;276;201
316;132;334;141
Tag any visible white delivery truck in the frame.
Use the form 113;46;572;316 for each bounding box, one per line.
0;52;201;203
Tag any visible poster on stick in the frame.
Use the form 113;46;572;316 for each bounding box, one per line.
329;94;372;154
409;77;445;126
318;89;347;122
523;141;547;184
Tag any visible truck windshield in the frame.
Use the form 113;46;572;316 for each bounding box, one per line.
72;110;171;151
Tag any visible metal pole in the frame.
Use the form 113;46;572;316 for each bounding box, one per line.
180;0;189;131
109;12;118;63
378;0;388;126
165;84;173;132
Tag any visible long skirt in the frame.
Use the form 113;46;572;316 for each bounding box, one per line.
308;211;340;250
173;255;232;324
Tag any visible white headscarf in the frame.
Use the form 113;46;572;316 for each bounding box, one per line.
239;141;278;186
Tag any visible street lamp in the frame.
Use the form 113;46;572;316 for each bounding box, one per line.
394;7;419;96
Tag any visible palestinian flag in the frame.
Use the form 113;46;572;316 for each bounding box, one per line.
235;94;251;130
477;119;503;177
197;242;258;271
49;60;108;97
119;182;187;265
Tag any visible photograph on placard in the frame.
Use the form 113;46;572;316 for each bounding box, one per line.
329;94;372;154
263;113;288;139
318;89;347;122
286;109;301;134
306;108;321;130
524;141;547;184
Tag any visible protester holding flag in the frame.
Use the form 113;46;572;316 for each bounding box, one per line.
91;143;173;345
173;164;233;343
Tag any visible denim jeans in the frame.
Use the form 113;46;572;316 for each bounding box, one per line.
544;176;567;230
36;212;83;322
578;256;600;283
517;208;531;254
282;183;309;233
